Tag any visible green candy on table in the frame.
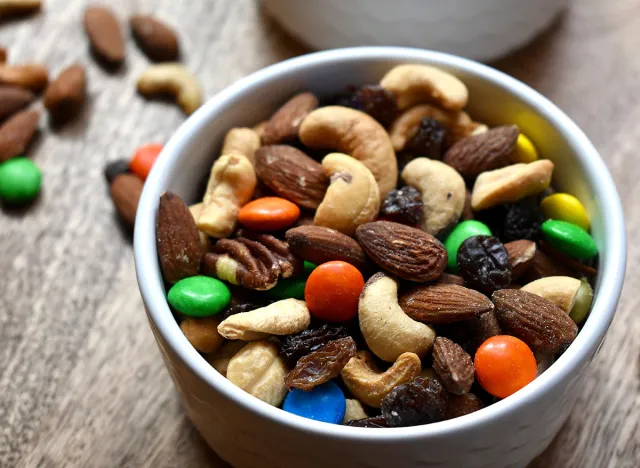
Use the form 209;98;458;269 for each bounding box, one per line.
268;261;317;299
0;157;42;205
167;275;231;317
541;219;598;260
444;220;492;270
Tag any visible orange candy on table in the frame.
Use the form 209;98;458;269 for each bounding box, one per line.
129;143;163;180
238;197;301;232
304;261;364;323
474;335;537;399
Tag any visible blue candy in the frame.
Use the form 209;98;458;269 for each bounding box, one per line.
282;380;346;424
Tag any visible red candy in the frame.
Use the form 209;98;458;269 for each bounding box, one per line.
304;261;364;322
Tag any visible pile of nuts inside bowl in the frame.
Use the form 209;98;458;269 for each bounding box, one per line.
156;63;598;428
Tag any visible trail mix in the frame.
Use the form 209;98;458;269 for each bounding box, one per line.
156;63;598;427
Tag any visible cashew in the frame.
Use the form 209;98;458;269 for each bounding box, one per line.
188;203;212;252
252;120;269;139
388;104;474;151
180;317;224;353
470;123;489;136
137;63;202;115
341;351;422;408
206;340;247;377
401;158;466;236
342;399;369;422
313;153;380;236
217;298;310;340
197;153;256;238
359;272;435;362
471;160;554;210
298;106;397;198
226;340;289;407
521;276;582;313
220;127;261;165
380;64;468;111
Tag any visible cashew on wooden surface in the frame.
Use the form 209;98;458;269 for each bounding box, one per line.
136;63;202;115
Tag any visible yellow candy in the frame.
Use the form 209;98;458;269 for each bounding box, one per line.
541;193;590;230
510;133;539;163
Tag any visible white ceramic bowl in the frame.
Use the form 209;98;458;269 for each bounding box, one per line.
134;47;626;468
261;0;569;62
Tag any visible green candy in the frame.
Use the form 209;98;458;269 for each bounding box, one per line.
268;261;317;299
444;220;492;270
0;157;42;204
303;261;317;275
167;275;231;317
541;219;598;260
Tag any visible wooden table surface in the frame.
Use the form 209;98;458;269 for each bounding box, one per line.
1;0;638;467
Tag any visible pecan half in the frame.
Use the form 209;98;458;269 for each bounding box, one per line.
238;230;303;278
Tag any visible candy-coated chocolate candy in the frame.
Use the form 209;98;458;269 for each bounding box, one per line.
0;157;42;204
268;276;307;300
541;193;590;230
283;380;345;424
238;197;300;232
305;261;364;322
129;143;163;180
444;220;492;271
167;275;231;317
541;219;597;259
510;133;538;164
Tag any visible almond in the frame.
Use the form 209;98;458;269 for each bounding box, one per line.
437;272;465;286
355;221;447;282
0;0;41;17
399;283;493;324
504;239;537;280
521;249;575;283
0;46;6;63
0;64;48;93
254;145;328;209
285;225;369;271
43;65;86;123
156;192;203;284
262;92;318;145
110;174;143;226
130;15;179;62
539;240;597;277
492;289;578;354
432;337;474;395
473;310;501;352
0;109;39;162
0;85;34;121
84;6;125;65
445;393;484;420
444;125;518;179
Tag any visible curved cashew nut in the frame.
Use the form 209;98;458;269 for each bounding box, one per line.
137;63;202;115
220;127;261;165
380;64;468;111
197;153;256;238
342;399;369;422
401;158;466;237
358;272;435;362
313;153;380;236
298;106;397;199
389;104;474;151
340;350;422;408
521;276;582;313
217;298;310;340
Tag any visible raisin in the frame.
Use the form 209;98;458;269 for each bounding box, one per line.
343;416;389;428
503;197;544;242
381;376;448;427
474;205;508;240
104;159;130;184
380;186;423;226
336;84;398;126
405;118;446;160
444;393;484;420
284;337;357;391
280;324;349;367
457;236;512;292
218;302;264;320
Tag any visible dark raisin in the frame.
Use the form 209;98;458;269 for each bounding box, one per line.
380;186;423;226
474;204;508;240
336;84;398;126
405;117;446;160
444;393;484;420
457;236;512;292
104;159;130;184
381;376;448;427
502;197;544;242
218;302;264;320
280;324;349;367
284;337;357;390
344;416;389;428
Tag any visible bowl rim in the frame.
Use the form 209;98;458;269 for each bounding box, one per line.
134;46;626;440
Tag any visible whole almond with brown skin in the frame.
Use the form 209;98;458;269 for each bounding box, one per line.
472;310;501;353
156;192;203;283
0;46;6;63
521;249;575;283
44;65;86;123
262;92;318;145
444;125;519;179
399;283;493;324
539;240;597;277
355;221;447;282
0;0;41;17
493;288;578;354
110;174;143;226
0;85;34;121
504;239;537;280
255;145;328;209
0;109;39;162
432;337;474;395
84;6;125;65
286;225;369;271
130;15;179;62
0;64;48;92
437;272;465;287
445;393;484;420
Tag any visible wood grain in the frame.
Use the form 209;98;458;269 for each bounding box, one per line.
0;0;637;467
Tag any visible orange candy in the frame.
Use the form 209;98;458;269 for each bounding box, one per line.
304;261;364;322
474;335;537;399
129;143;163;180
238;197;300;231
